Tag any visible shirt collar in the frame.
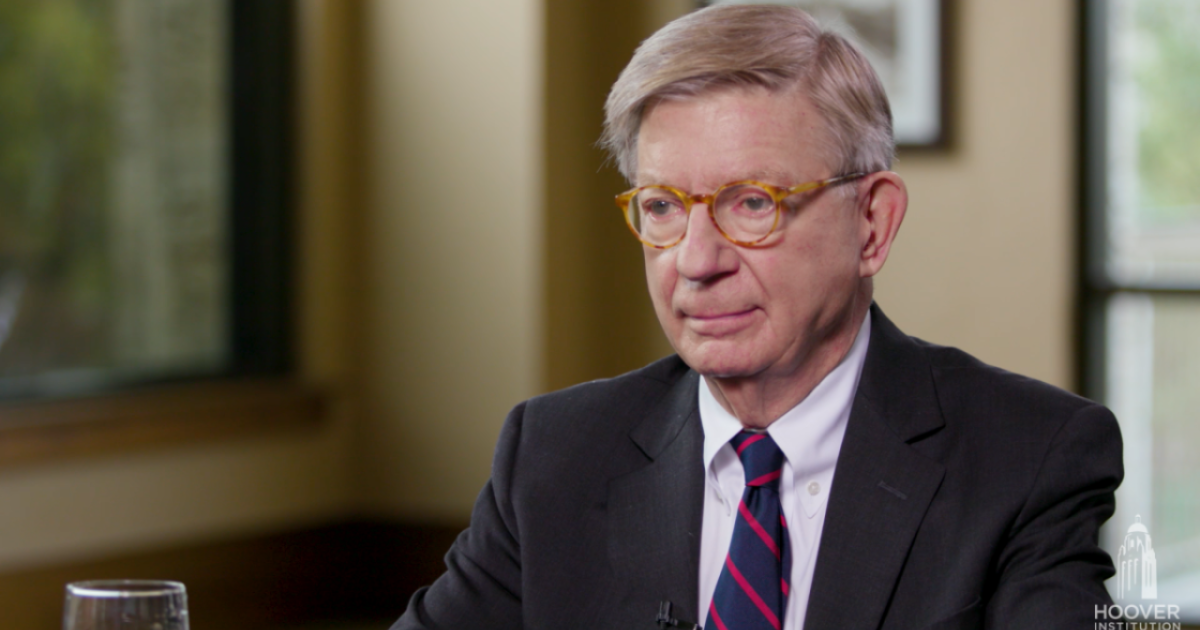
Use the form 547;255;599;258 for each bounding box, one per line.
699;311;872;474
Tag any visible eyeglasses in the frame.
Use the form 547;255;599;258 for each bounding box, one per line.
614;172;869;249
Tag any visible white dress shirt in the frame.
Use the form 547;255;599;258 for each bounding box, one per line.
697;312;871;630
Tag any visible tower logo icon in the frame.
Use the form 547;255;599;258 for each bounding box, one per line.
1116;514;1158;601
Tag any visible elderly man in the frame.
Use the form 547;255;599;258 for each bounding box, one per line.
393;5;1122;629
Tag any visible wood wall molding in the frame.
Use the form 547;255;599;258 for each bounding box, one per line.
0;379;325;470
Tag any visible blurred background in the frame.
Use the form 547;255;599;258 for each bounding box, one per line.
0;0;1196;628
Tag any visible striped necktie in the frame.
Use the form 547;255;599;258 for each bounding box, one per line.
705;430;791;630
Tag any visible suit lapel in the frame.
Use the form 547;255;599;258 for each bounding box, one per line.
804;305;947;630
606;369;705;627
599;306;946;628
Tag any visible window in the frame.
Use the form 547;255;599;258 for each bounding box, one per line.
0;0;291;399
1082;0;1200;617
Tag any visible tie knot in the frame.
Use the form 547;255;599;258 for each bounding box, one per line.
730;430;784;488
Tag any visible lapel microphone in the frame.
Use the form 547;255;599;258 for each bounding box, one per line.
656;601;702;629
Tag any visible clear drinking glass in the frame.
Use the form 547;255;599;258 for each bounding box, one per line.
63;580;189;630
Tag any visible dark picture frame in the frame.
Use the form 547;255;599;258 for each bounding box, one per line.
699;0;951;149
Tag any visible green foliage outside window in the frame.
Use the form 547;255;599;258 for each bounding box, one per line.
1135;0;1200;221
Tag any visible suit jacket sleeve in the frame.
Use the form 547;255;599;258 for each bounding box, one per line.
390;356;702;630
391;402;527;630
985;401;1123;627
805;308;1124;630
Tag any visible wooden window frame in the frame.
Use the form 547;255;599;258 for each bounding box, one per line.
0;1;318;463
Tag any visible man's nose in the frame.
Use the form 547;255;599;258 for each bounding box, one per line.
674;203;738;281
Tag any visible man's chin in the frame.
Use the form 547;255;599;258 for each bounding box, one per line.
676;346;764;380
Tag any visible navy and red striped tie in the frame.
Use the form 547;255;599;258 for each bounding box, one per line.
705;430;791;630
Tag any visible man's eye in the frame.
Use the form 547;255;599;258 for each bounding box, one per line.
643;199;680;217
740;195;773;213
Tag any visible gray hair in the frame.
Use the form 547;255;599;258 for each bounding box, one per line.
601;4;894;182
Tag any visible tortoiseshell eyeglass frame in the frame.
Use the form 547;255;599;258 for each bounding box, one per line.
614;172;871;249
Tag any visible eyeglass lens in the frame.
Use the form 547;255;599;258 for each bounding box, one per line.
626;184;779;246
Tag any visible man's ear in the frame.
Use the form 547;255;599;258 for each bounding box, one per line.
857;171;907;278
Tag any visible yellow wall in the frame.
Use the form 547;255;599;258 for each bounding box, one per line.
541;0;679;394
356;0;545;522
0;0;1083;568
876;0;1078;389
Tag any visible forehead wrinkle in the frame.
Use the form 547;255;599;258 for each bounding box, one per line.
635;166;811;192
738;168;808;186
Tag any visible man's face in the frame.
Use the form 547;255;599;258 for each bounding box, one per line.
636;87;869;381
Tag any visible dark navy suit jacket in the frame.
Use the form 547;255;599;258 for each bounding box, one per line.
392;305;1122;629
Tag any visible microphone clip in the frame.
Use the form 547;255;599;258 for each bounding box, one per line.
656;600;702;630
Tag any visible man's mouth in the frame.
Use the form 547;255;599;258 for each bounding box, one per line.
687;308;754;320
683;307;758;334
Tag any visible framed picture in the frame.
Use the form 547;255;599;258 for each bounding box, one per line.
700;0;949;149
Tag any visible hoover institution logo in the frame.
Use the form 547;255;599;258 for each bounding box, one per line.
1095;516;1181;629
1117;515;1157;601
